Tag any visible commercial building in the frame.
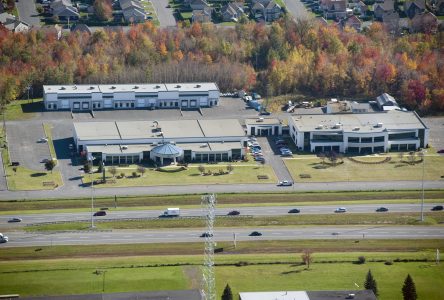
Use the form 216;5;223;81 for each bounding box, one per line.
288;110;429;153
73;119;246;165
43;83;219;111
239;290;376;300
245;118;283;136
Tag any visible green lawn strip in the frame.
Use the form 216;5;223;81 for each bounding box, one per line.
82;164;277;187
4;99;41;121
284;154;444;182
1;128;63;190
0;190;442;212
0;252;442;299
25;212;444;231
43;123;56;159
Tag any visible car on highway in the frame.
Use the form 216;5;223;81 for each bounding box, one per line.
8;217;22;223
334;207;347;213
93;211;107;216
227;210;240;216
376;207;389;212
249;231;262;236
431;205;443;211
288;208;300;213
200;232;213;238
277;180;293;186
0;233;8;243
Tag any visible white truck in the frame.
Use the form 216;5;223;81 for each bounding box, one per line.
0;233;8;243
162;208;180;217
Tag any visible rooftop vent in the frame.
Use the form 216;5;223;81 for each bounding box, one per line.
195;84;201;88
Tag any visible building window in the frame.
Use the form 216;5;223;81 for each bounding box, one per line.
115;103;118;108
361;137;372;143
73;102;80;109
374;136;384;142
348;137;359;143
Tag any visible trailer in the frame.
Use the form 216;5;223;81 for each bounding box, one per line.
162;208;180;217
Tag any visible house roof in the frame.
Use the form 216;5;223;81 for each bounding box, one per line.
0;12;15;24
328;0;347;11
382;11;400;24
123;6;146;18
374;0;394;11
376;93;398;107
404;0;426;10
266;0;280;9
71;23;91;34
120;0;144;10
346;15;362;25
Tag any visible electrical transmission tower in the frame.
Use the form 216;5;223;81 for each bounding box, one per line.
201;194;216;300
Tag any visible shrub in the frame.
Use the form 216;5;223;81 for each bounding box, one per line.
120;172;125;178
132;171;138;178
385;260;393;265
357;256;366;264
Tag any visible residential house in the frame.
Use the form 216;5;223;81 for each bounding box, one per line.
321;0;347;20
373;0;394;20
251;0;281;22
433;0;444;15
192;7;212;22
410;11;438;33
382;11;401;33
404;0;425;19
50;0;80;21
342;14;362;31
71;23;92;34
221;2;245;22
0;12;30;32
354;1;368;16
189;0;210;11
119;0;147;23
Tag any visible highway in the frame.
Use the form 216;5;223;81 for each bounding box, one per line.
1;203;442;227
1;226;443;247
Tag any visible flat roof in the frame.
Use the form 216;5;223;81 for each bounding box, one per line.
209;142;243;151
291;111;426;133
74;122;120;140
198;119;245;137
239;291;310;300
86;144;149;154
164;82;218;92
43;83;218;94
245;118;281;125
75;119;245;141
239;290;376;300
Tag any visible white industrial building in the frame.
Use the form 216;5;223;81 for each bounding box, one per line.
288;110;429;153
73;119;246;165
43;83;219;111
245;118;283;136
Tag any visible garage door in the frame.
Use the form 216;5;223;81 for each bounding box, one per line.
199;97;207;106
104;99;112;108
61;100;69;109
137;99;145;108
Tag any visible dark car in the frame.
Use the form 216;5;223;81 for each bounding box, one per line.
200;232;213;238
93;211;107;216
8;217;22;223
249;231;262;236
431;205;443;211
437;149;444;154
227;210;240;216
376;207;389;212
288;208;300;214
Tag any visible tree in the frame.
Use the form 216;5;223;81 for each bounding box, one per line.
407;152;415;165
364;269;378;296
198;165;205;175
318;152;326;165
109;166;117;178
402;274;417;300
301;249;313;269
94;0;113;22
398;152;404;162
226;164;233;174
45;159;56;173
221;284;233;300
83;162;91;174
137;166;146;177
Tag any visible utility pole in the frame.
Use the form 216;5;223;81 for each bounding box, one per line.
201;194;216;300
420;150;426;222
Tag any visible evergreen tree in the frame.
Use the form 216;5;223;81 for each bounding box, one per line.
402;274;417;300
364;269;378;296
221;284;233;300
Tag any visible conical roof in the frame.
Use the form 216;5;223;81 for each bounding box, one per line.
151;143;183;158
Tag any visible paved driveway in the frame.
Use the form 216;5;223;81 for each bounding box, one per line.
283;0;310;20
6;122;51;170
16;0;40;26
257;137;292;182
151;0;176;27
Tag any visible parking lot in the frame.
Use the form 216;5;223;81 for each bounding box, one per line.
423;117;444;152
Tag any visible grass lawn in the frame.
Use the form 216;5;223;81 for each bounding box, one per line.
0;252;443;299
1;190;443;212
141;0;160;26
284;154;444;182
26;212;444;231
82;164;276;187
3;99;42;121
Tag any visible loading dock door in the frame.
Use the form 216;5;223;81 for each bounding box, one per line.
137;99;145;108
61;100;69;109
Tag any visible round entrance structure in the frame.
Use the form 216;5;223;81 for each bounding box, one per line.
151;143;183;165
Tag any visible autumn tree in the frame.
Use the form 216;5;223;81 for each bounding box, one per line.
94;0;113;22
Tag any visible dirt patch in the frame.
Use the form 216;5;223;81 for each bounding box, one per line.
183;265;202;289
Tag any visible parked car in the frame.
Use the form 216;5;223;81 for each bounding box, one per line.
275;139;286;145
334;207;347;213
93;211;107;216
37;138;48;143
227;210;240;216
288;208;300;213
200;232;213;237
437;149;444;154
8;217;22;223
376;207;389;212
431;205;443;211
281;152;293;157
277;180;293;186
249;231;262;236
254;156;265;162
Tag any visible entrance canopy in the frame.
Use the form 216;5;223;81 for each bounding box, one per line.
151;143;183;165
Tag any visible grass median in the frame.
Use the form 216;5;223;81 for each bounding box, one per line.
1;190;443;212
26;212;444;232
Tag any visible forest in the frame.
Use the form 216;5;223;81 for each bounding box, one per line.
0;17;443;113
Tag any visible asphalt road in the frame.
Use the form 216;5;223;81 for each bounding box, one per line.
1;203;441;227
2;226;443;247
151;0;176;27
16;0;40;26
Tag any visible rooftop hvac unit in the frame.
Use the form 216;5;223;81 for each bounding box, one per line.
176;85;181;88
200;143;208;148
121;145;128;150
333;123;341;129
316;124;323;129
133;85;139;89
152;142;158;146
111;86;116;89
376;122;383;127
59;87;66;90
155;85;161;88
353;127;360;131
195;84;201;88
257;118;264;122
157;131;163;136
